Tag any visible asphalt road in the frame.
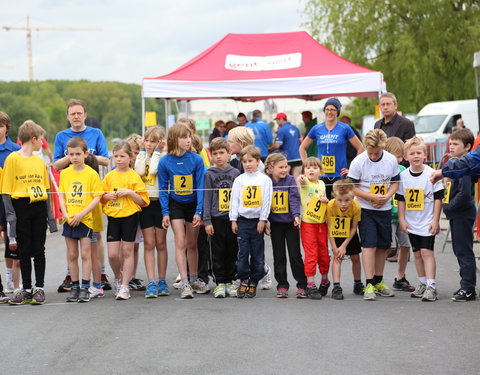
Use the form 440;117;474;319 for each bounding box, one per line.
1;228;480;375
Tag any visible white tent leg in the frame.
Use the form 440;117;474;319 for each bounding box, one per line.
141;97;145;137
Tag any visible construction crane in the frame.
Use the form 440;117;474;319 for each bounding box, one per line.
3;16;101;81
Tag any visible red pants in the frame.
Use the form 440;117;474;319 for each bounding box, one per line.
300;221;329;277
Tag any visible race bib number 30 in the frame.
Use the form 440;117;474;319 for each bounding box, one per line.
242;185;262;207
329;216;351;238
305;197;326;223
29;185;46;203
271;191;288;213
406;188;424;210
322;156;335;174
370;184;387;195
443;181;451;204
173;175;193;195
218;189;231;211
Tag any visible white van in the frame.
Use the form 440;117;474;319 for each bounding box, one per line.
414;100;479;143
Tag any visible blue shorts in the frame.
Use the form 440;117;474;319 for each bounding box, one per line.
62;222;93;239
358;209;391;249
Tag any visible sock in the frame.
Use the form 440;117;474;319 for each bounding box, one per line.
101;264;106;274
148;278;155;284
26;289;32;293
93;281;102;289
190;274;198;282
72;280;80;289
66;266;71;276
81;279;90;289
307;282;316;288
366;278;374;286
321;277;329;285
419;276;427;285
354;280;362;284
333;282;340;287
181;277;189;285
373;275;383;285
427;279;436;289
6;268;12;283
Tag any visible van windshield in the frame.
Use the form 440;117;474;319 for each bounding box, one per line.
414;115;447;133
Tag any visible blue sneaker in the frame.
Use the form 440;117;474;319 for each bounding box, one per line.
145;282;158;298
157;280;170;296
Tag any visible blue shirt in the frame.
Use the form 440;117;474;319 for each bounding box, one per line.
53;127;109;161
158;152;205;217
245;117;273;158
0;136;20;168
275;122;301;162
307;121;355;177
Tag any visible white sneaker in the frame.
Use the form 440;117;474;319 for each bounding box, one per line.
113;279;121;295
180;283;194;299
88;286;105;298
4;281;14;294
175;274;181;283
260;264;272;290
214;284;226;298
115;286;131;300
191;279;210;294
225;283;237;297
173;281;182;289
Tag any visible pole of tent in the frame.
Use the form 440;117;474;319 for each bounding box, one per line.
141;97;145;137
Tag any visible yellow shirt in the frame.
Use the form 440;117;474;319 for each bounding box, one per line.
199;148;210;168
1;152;50;201
326;199;361;222
59;165;103;229
299;178;326;223
102;169;149;218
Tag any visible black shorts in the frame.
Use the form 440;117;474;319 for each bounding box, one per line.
408;233;435;252
3;231;18;260
62;222;93;239
139;199;163;229
334;232;362;255
288;160;302;169
169;198;196;223
358;209;392;249
106;213;139;242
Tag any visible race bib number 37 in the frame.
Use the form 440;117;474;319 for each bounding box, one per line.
242;185;262;207
173;175;193;195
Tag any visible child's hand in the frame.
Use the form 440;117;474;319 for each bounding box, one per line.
257;220;266;234
297;175;306;185
205;225;214;236
103;192;117;201
69;213;84;227
231;221;238;234
337;245;346;260
399;220;411;233
294;217;301;227
116;188;132;198
162;215;170;230
429;221;440;235
320;194;329;203
376;194;389;206
138;138;145;148
430;170;443;184
192;215;202;227
156;140;164;150
265;223;271;236
340;168;349;176
9;242;17;251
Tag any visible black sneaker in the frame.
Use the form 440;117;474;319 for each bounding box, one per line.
393;277;415;292
452;289;476;302
78;288;90;303
237;280;249;299
331;285;344;300
318;281;330;296
129;278;146;291
66;287;80;302
307;286;322;300
353;282;365;295
246;281;258;298
101;274;112;291
58;275;72;293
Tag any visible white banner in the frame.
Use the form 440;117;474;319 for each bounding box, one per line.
225;53;302;71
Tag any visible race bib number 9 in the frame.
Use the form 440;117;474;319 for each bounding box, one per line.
218;188;231;211
406;188;424;210
29;185;46;203
370;184;387;195
242;185;262;207
173;175;193;195
322;156;335;174
443;181;451;204
271;191;289;214
305;197;326;223
329;216;351;238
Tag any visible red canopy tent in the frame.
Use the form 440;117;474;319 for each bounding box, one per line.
142;31;384;101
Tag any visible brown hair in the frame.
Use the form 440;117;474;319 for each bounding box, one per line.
210;137;230;153
85;153;99;173
364;129;387;149
0;111;11;132
112;141;133;157
332;178;355;197
176;118;196;134
239;145;261;161
17;120;46;144
450;128;474;149
404;136;426;153
67;99;86;113
384;137;404;157
301;156;322;174
167;124;192;156
265;153;287;174
67;136;88;152
144;126;165;143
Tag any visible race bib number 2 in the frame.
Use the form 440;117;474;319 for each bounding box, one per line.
173;175;193;195
29;185;45;203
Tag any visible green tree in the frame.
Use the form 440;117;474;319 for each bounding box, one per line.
303;0;480;113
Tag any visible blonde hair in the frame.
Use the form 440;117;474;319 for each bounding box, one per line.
332;178;355;197
228;126;254;147
18;120;46;144
191;134;203;153
167;124;192;156
176;118;196;134
144;126;165;143
239;145;261;161
301;156;322;173
384;137;404;157
404;136;426;153
364;129;387;149
0;111;11;132
126;133;141;152
265;153;287;175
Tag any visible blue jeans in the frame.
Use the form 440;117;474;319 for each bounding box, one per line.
236;217;266;282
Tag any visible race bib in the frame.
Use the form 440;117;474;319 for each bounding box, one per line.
67;183;84;206
329;216;351;238
144;163;155;186
370;184;387;195
271;191;289;214
29;185;46;203
242;185;262;207
443;181;451;204
406;188;424;210
173;175;193;195
392;198;398;208
304;197;326;223
218;188;231;211
322;155;335;174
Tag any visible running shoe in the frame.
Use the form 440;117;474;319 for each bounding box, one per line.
101;274;112;291
0;291;9;304
353;282;365;295
421;286;438;302
214;284;226;298
173;274;182;289
236;280;249;299
78;288;90;303
260;265;272;290
363;283;376;301
375;280;395;297
180;283;194;299
31;288;46;305
129;278;146;291
393;276;415;292
318;281;331;296
4;281;14;294
157;280;170;296
145;282;158;298
8;289;32;305
191;279;210;294
331;285;344;300
411;283;427;298
57;275;72;293
225;282;237;297
295;288;308;299
88;286;105;298
246;281;258;298
66;287;80;302
452;289;476;302
307;286;322;300
276;288;289;298
113;279;121;296
116;286;131;300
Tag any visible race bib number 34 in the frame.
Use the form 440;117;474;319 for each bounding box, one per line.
242;185;262;207
322;156;335;174
271;191;289;213
173;175;193;195
218;189;231;211
305;197;326;223
406;188;424;210
329;216;351;238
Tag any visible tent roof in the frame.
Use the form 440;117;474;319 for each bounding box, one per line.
142;31;383;101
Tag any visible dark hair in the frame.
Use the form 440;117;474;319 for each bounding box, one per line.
450;128;475;149
85;153;99;173
67;136;88;152
67;98;86;113
210;137;230;152
237;112;247;119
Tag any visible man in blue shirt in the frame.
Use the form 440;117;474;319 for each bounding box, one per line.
245;109;272;161
269;112;302;178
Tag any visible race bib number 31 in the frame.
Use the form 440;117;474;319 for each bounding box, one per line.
29;185;46;203
406;188;424;210
242;185;262;207
271;191;289;213
322;156;335;174
218;189;231;211
173;175;193;195
305;197;326;223
329;216;351;238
